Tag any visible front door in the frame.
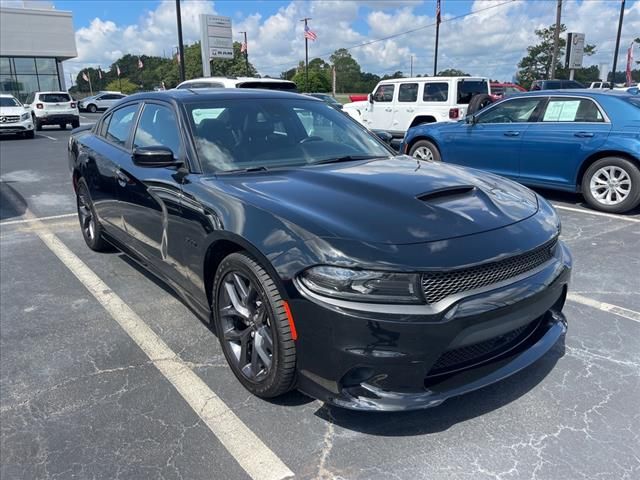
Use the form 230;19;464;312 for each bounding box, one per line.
363;83;395;131
115;102;186;282
442;96;546;179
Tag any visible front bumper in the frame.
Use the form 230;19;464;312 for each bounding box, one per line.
0;119;34;134
289;241;571;411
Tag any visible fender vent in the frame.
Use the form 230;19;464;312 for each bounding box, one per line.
417;185;475;203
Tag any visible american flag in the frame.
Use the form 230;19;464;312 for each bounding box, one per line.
304;23;317;41
82;71;89;82
98;69;102;79
626;43;634;87
240;41;247;54
116;64;121;76
137;57;144;69
436;0;442;25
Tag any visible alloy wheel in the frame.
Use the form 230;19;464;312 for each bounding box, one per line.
589;166;632;206
77;190;96;241
413;146;435;161
218;271;274;382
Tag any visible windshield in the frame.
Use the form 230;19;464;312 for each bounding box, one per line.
187;98;390;173
0;97;20;107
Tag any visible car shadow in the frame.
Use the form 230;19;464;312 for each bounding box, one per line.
0;181;27;221
532;187;640;217
313;340;565;435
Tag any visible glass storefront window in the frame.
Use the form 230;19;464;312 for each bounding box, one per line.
0;57;62;102
36;58;57;75
14;57;37;74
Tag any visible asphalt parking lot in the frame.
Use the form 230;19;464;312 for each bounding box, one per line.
1;117;639;480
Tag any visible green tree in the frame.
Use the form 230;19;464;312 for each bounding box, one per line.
330;49;361;93
292;69;331;92
209;42;258;77
517;24;595;89
105;78;139;94
437;69;470;77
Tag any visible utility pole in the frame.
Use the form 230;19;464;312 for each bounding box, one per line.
410;55;413;77
433;0;441;76
300;17;312;91
239;31;249;76
611;0;626;89
550;0;562;79
175;0;186;82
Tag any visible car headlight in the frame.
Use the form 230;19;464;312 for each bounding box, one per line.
299;266;422;304
21;112;30;121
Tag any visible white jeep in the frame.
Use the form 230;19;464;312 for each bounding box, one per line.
343;76;491;139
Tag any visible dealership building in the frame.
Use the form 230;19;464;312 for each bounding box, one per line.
0;5;77;102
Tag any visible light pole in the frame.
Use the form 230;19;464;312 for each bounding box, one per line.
611;0;626;88
176;0;186;82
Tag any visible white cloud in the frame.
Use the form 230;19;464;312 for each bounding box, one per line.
65;0;640;86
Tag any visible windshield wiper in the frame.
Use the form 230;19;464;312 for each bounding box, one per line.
311;155;389;166
220;166;269;174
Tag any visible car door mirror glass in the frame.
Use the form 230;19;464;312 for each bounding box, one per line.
132;146;179;168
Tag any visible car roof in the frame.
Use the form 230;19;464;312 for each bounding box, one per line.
35;91;71;95
178;77;295;86
0;93;17;98
504;89;635;101
122;88;317;104
378;76;487;83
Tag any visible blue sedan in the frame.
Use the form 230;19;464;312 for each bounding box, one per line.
401;90;640;213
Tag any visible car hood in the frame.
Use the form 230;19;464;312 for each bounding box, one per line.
214;157;539;245
0;106;25;116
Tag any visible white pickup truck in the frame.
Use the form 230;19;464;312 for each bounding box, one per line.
343;76;491;140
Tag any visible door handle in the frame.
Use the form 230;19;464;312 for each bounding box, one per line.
115;169;130;187
574;132;594;138
384;108;392;112
504;131;520;137
406;108;414;113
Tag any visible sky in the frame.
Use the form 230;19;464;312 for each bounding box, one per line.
3;0;639;84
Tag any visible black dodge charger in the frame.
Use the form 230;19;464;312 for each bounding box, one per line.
68;89;571;411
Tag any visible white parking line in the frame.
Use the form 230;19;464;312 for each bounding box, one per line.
0;185;294;480
0;213;76;226
36;134;57;141
553;204;640;223
568;293;640;324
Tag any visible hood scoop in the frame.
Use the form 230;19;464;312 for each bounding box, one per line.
417;185;476;204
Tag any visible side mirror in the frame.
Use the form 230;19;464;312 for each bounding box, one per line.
368;93;374;104
371;129;393;144
465;114;477;125
132;146;181;168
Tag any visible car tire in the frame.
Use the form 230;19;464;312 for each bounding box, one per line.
409;139;441;162
213;252;296;398
467;94;494;114
25;130;35;139
582;157;640;214
34;116;42;131
72;119;80;129
87;104;97;113
76;179;114;252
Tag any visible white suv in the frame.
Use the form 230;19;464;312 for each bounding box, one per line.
79;92;127;113
176;76;297;91
24;91;80;130
0;94;35;139
343;76;491;139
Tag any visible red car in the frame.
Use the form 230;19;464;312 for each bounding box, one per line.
490;82;526;99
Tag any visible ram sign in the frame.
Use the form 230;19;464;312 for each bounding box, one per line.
200;14;233;76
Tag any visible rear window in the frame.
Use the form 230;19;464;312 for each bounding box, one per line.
237;81;297;92
40;93;71;103
398;83;418;102
423;83;449;102
457;80;488;104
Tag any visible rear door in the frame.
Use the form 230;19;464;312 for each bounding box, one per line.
519;96;612;189
442;96;546;179
393;82;419;132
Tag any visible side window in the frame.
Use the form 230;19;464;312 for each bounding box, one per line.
133;103;181;157
423;82;449;102
398;83;418;102
542;98;604;123
373;84;395;102
105;104;138;147
99;113;112;137
477;98;543;124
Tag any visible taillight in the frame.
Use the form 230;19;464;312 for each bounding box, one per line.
449;108;459;119
36;103;43;109
71;102;76;108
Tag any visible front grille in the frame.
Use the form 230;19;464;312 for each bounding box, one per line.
428;321;537;377
0;115;20;124
421;238;557;304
